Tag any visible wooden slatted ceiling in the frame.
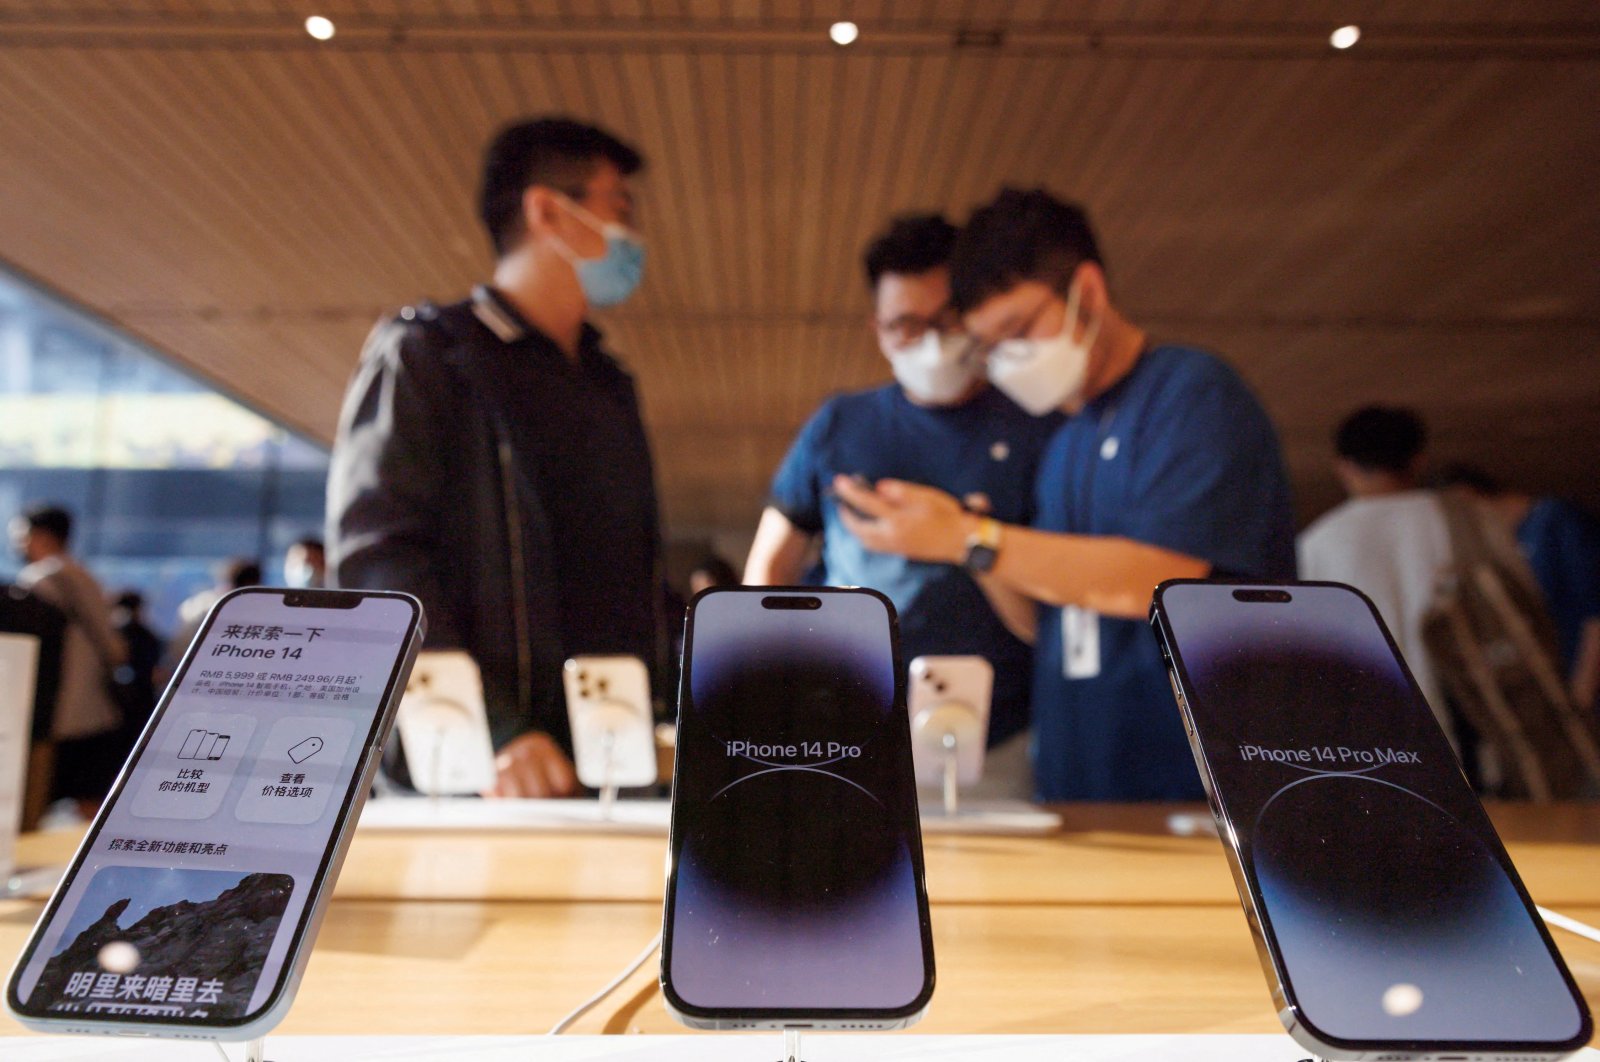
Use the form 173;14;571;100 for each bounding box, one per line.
0;4;1597;541
12;2;1600;25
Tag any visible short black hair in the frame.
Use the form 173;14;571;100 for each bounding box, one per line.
219;557;263;590
21;504;72;546
691;554;739;587
863;214;958;290
479;116;645;257
291;536;325;554
1431;462;1504;496
114;589;144;613
949;188;1105;313
1335;406;1428;474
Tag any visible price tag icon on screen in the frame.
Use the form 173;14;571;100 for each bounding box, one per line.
287;736;324;763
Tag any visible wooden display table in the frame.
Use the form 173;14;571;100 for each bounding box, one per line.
3;803;1597;1040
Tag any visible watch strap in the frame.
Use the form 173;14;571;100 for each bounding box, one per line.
962;517;1003;573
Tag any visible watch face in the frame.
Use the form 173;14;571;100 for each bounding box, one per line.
964;544;998;573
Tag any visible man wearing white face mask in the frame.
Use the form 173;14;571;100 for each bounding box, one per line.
835;189;1296;801
745;215;1061;783
328;117;662;800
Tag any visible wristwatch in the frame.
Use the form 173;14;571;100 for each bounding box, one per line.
962;517;1003;573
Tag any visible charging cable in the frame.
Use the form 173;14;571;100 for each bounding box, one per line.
548;931;663;1034
1539;905;1600;945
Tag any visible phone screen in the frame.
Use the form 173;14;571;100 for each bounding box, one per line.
1159;582;1589;1048
8;589;419;1029
663;588;934;1018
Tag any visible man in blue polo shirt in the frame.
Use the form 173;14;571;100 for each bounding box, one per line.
745;214;1060;792
835;189;1296;801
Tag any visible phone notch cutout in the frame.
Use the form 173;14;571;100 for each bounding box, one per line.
1231;588;1292;604
762;595;822;610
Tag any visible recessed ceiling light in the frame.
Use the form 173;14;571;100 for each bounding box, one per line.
1330;24;1360;50
305;15;336;41
829;21;860;47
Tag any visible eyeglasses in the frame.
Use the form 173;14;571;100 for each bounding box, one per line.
970;294;1060;364
876;303;960;350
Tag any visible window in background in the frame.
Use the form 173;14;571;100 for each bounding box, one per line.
0;268;328;638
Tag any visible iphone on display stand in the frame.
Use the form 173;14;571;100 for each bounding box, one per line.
661;586;935;1037
395;650;496;797
5;587;424;1050
563;655;656;814
1151;579;1592;1061
907;655;992;815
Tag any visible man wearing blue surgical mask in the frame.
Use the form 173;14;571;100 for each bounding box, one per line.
327;116;662;799
745;215;1060;795
834;189;1296;801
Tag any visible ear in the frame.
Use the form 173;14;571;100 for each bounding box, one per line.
1074;261;1110;319
521;186;565;241
1333;458;1362;494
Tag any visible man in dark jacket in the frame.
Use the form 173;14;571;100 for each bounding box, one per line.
327;116;661;798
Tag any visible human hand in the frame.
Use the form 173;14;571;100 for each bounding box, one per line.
832;474;973;564
484;730;580;798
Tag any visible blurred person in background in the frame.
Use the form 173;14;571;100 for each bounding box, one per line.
109;589;162;748
745;213;1060;793
1299;407;1455;733
283;536;327;589
9;503;127;815
157;556;262;686
1433;464;1600;716
833;189;1295;802
328;116;660;800
687;554;738;597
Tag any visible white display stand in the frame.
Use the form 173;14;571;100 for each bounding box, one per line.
917;799;1063;836
0;632;40;882
3;1035;1594;1061
358;797;674;835
357;797;1061;837
908;655;992;817
395;651;497;797
563;656;657;819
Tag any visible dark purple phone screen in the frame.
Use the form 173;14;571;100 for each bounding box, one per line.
665;589;931;1014
1161;582;1586;1046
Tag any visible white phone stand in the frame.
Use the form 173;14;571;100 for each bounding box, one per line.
209;1037;270;1062
586;705;635;818
413;698;489;802
396;652;496;798
907;657;1061;836
915;705;982;815
781;1028;804;1061
908;655;992;816
564;656;656;819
